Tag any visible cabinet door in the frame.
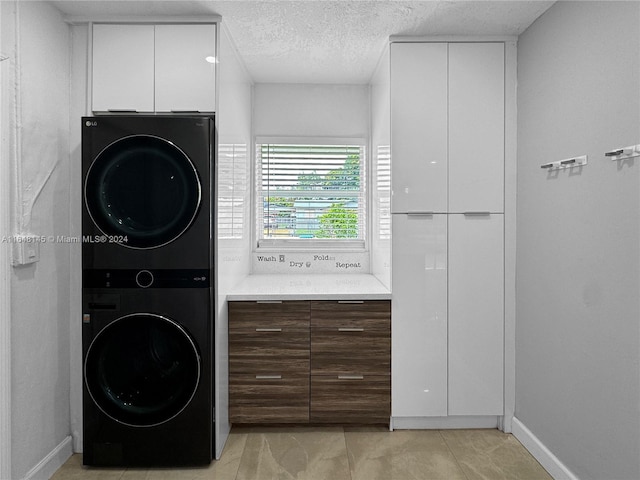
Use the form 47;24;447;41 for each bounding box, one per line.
228;301;310;375
311;375;390;424
448;43;504;213
311;301;390;376
92;24;155;112
448;214;504;415
230;375;309;423
391;214;447;416
228;301;311;423
390;43;448;213
155;24;217;112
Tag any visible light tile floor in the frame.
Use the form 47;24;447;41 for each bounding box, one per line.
51;427;553;480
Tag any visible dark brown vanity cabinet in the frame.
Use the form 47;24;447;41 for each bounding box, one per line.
228;300;391;425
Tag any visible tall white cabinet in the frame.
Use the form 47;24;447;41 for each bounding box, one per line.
391;41;505;421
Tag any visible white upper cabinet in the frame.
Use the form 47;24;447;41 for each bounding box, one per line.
390;42;505;214
392;214;448;417
391;43;448;214
92;23;216;113
448;43;504;213
448;213;504;415
155;24;216;112
92;24;155;112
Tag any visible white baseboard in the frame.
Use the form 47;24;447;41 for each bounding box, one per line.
391;415;499;430
22;435;73;480
512;417;579;480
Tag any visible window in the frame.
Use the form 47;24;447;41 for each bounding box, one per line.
256;140;366;248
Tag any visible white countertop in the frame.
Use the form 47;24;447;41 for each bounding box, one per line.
226;274;392;301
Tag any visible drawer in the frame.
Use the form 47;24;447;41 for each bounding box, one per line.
229;329;309;375
229;374;309;424
310;301;390;330
310;329;390;375
229;301;310;330
310;375;390;424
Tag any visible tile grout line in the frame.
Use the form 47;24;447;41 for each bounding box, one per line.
233;431;250;480
342;427;355;480
438;429;471;480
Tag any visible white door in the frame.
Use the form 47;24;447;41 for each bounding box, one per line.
448;43;504;213
392;213;448;417
155;24;217;112
390;43;448;214
448;213;504;415
92;24;155;112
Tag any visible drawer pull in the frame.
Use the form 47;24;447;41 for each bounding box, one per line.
338;375;364;380
338;327;364;332
256;300;283;304
407;211;434;216
255;328;282;332
337;300;364;304
255;375;282;379
463;211;491;216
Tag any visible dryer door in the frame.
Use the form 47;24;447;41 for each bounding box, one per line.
84;313;200;427
85;135;201;249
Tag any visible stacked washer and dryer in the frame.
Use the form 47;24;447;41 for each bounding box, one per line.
81;115;215;466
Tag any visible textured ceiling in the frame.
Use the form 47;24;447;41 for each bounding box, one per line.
53;0;555;83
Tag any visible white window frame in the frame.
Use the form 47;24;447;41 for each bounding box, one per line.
254;136;368;252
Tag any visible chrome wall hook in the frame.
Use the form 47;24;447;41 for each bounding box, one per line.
605;145;640;161
541;155;587;171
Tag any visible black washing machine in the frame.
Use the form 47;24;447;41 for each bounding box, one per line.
81;116;215;466
82;279;212;466
81;115;214;269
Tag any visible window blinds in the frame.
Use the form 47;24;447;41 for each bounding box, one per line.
256;143;366;245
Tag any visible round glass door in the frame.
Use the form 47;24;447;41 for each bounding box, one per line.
85;135;201;249
84;314;200;427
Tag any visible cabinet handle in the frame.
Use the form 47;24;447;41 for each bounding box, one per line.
463;211;491;216
605;149;624;157
407;211;434;216
337;300;364;304
255;375;282;379
106;109;137;113
338;375;364;380
255;328;282;332
338;327;364;332
256;300;283;304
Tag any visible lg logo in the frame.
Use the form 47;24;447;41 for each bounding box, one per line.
85;120;98;127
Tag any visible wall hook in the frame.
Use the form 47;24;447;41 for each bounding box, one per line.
605;144;640;161
541;155;587;171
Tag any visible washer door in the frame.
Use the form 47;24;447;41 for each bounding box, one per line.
84;314;200;427
85;135;201;249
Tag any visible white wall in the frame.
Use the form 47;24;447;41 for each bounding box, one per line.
369;48;391;289
516;2;640;479
68;21;88;455
253;83;369;138
215;22;253;458
1;2;73;478
0;4;13;478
